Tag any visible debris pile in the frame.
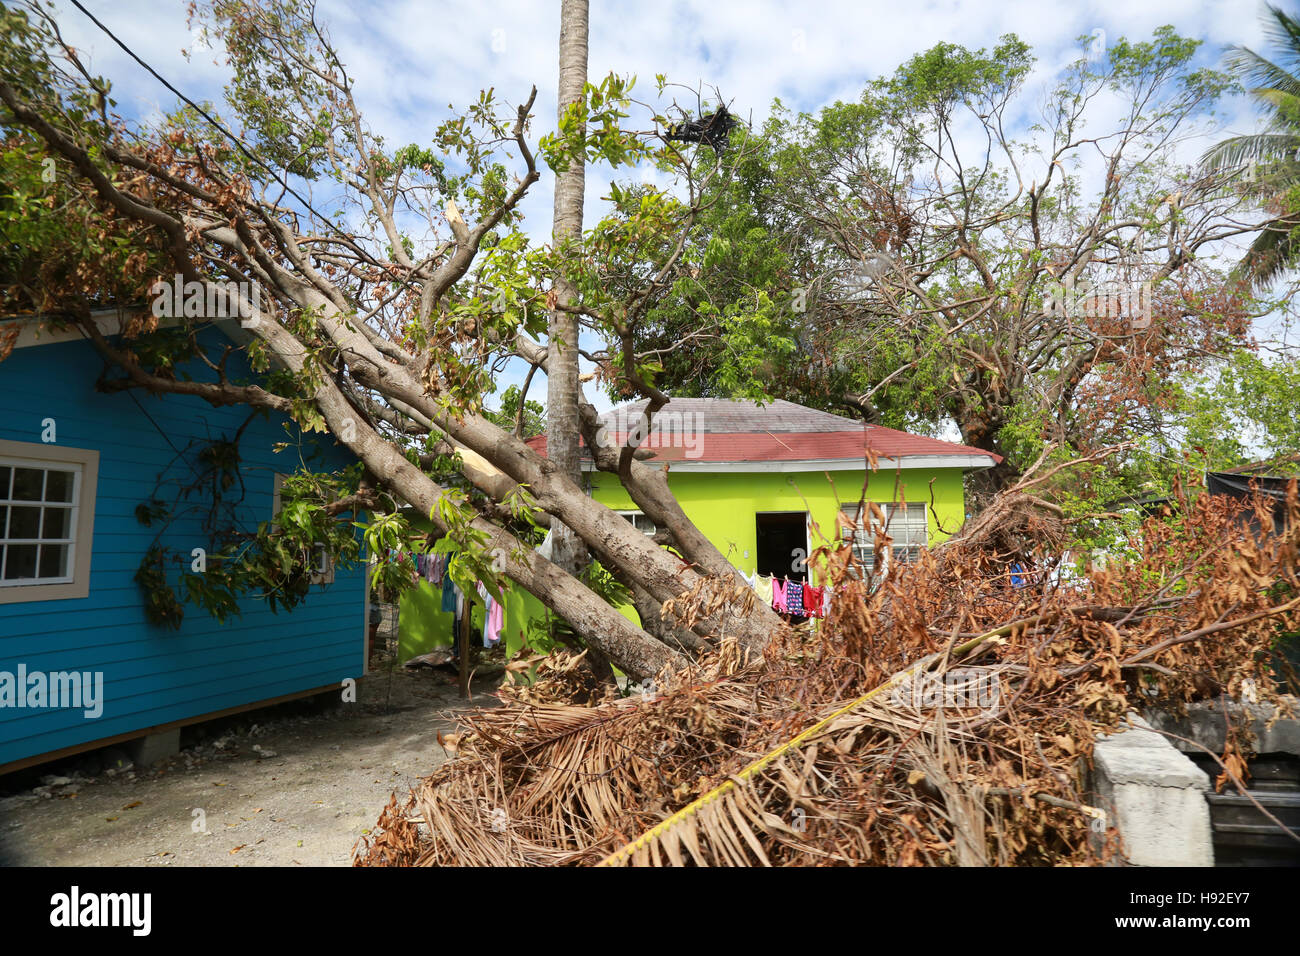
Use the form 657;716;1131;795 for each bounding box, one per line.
355;480;1299;866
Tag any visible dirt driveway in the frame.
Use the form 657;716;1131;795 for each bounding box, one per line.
0;660;496;867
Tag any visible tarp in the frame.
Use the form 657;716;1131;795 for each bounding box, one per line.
1206;471;1295;534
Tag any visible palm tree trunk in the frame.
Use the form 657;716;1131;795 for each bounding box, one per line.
547;0;589;576
548;0;617;684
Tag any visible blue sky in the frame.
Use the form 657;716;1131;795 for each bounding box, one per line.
46;0;1280;413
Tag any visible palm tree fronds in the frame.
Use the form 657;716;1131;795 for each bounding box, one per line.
1202;132;1300;173
1205;3;1300;285
1224;47;1300;103
1238;210;1300;287
355;482;1300;867
1260;3;1300;70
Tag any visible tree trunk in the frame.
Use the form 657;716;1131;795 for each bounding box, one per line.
546;0;619;687
547;0;589;577
239;315;691;681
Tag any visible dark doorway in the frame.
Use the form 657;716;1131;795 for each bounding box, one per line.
755;512;809;582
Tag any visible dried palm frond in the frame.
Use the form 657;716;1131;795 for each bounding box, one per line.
355;479;1300;867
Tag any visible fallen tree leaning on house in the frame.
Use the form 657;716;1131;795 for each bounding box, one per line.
354;477;1300;866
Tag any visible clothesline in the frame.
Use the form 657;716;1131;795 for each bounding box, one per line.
387;545;828;633
384;549;503;648
742;572;830;618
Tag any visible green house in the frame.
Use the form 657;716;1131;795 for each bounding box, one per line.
398;399;1000;659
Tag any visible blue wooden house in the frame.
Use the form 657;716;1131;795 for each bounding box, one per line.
0;314;368;773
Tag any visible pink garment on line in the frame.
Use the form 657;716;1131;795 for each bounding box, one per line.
771;577;787;613
485;597;504;647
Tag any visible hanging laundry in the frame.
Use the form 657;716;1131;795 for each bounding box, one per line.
786;579;805;616
484;597;504;648
536;530;554;561
803;582;826;618
771;577;787;613
441;573;457;613
475;581;494;647
755;576;774;605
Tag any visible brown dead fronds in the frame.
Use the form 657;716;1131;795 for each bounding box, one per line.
355;479;1300;866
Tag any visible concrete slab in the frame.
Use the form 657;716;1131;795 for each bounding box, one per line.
1092;714;1213;866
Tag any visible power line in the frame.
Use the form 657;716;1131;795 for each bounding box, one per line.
67;0;367;256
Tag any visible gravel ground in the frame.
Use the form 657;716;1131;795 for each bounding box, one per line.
0;643;499;867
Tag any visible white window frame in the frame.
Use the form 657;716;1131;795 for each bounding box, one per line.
616;509;658;537
272;472;334;585
840;501;928;575
0;440;98;603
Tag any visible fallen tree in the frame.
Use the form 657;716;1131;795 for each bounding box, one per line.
0;1;785;679
354;479;1300;866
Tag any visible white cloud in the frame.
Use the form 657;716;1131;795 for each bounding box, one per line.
45;0;1277;415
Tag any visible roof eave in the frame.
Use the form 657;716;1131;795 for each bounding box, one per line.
581;454;998;473
2;308;252;351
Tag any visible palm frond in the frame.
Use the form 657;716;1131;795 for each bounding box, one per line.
1202;132;1300;173
1238;211;1300;288
1260;3;1300;71
1224;47;1300;104
1253;86;1300;124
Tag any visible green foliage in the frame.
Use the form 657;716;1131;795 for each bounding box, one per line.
135;545;185;629
538;75;651;173
1170;348;1300;470
885;34;1033;120
483;384;546;438
1202;4;1300;286
195;0;336;179
133;433;367;628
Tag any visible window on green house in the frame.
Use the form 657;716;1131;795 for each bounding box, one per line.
616;510;657;536
840;502;927;575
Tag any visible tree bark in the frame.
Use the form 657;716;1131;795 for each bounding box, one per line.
547;0;590;577
2;52;779;682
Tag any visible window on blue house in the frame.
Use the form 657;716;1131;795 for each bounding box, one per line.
0;460;80;585
272;473;334;585
0;441;98;603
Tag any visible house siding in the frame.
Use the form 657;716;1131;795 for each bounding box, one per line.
588;467;968;570
397;465;971;660
0;330;366;770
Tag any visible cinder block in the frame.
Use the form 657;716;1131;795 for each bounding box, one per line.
128;728;180;767
1147;696;1300;757
1092;715;1213;866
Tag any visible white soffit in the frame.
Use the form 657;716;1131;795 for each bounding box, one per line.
582;455;997;473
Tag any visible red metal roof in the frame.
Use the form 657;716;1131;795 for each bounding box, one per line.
524;399;1001;466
